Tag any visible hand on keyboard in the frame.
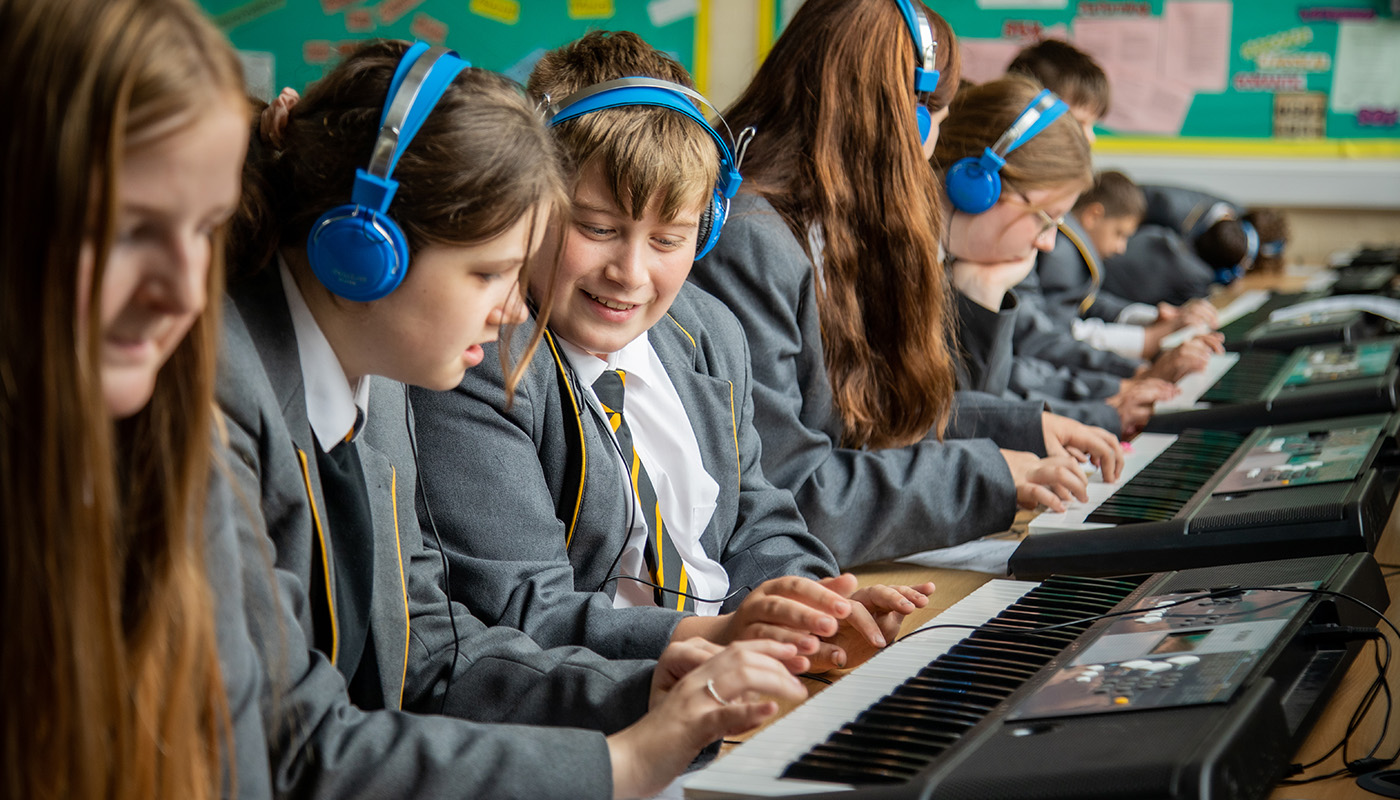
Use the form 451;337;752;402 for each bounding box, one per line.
1002;450;1089;512
1042;412;1123;482
614;638;809;798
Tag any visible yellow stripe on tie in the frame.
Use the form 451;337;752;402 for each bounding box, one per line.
676;567;689;611
654;508;665;579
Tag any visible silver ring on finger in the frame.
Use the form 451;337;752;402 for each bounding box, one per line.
705;678;730;706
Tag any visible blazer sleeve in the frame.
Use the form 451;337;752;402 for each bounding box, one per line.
689;199;1019;567
1013;302;1141;380
367;380;656;727
206;466;274;800
216;417;620;800
1103;226;1216;306
407;344;686;661
945;391;1048;454
952;289;1018;396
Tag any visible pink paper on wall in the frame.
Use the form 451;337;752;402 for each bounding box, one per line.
1100;74;1195;134
1073;15;1162;82
1162;0;1231;93
959;38;1023;84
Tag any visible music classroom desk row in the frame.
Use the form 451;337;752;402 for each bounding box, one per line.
718;267;1400;800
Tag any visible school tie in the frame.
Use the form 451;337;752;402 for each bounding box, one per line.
311;414;384;709
592;369;693;611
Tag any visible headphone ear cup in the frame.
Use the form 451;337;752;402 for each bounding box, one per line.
306;205;411;302
944;157;1002;215
916;105;932;146
694;189;726;260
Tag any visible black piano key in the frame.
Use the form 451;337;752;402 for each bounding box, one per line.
1086;429;1246;524
830;726;950;756
776;572;1154;786
1201;350;1290;403
782;754;913;785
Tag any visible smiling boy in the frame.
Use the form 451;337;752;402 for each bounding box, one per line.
410;31;931;674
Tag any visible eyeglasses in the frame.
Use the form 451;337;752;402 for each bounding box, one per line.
1005;185;1065;237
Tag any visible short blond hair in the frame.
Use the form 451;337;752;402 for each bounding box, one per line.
529;31;719;223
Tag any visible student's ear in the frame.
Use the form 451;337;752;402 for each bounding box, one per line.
1077;201;1107;231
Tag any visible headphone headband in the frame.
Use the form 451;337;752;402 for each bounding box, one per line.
544;76;751;259
990;89;1069;159
307;41;470;302
943;87;1072;215
547;77;748;199
892;0;939;95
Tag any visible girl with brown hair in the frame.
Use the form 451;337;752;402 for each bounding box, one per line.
222;38;807;799
0;0;263;797
689;0;1122;567
936;76;1195;438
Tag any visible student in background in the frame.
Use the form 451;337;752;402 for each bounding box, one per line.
1034;170;1221;360
224;39;806;799
689;0;1124;567
411;30;933;674
931;75;1170;438
1110;183;1291;292
1005;39;1230;323
1;1;269;797
1006;38;1108;143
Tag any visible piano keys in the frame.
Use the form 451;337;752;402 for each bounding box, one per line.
1010;413;1400;580
1146;338;1400;434
686;553;1388;800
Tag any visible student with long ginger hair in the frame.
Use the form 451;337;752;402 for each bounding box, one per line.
1;0;264;797
689;0;1123;566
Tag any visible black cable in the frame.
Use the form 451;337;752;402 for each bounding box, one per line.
893;582;1400;787
404;383;459;714
599;574;751;605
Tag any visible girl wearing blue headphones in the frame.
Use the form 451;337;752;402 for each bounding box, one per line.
688;0;1124;568
224;38;807;799
935;75;1181;438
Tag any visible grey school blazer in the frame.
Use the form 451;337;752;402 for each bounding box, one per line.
410;283;838;659
1019;213;1137;325
217;266;654;798
689;193;1048;566
1103;224;1217;307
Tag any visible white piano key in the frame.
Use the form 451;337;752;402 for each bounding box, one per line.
683;579;1038;799
1155;352;1240;411
1026;433;1178;534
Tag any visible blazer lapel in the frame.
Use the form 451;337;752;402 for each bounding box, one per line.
231;268;341;664
650;313;736;561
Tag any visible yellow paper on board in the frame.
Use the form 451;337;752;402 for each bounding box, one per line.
569;0;614;19
471;0;521;25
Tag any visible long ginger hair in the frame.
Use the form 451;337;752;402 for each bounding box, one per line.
723;0;961;449
0;0;245;797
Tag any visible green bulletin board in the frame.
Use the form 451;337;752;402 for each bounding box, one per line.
765;0;1400;152
200;0;703;98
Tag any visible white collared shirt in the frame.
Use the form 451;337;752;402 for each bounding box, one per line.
279;258;370;453
558;334;727;616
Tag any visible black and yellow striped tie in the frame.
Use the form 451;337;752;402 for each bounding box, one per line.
592;369;692;611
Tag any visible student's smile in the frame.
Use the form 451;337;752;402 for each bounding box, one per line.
79;98;246;420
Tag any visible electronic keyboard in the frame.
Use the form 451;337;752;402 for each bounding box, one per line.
1146;338;1400;434
1010;413;1400;580
685;553;1388;800
1224;290;1390;352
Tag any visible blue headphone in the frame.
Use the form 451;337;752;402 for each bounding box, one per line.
545;77;751;260
1215;220;1259;284
892;0;940;143
944;88;1070;215
306;42;470;301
